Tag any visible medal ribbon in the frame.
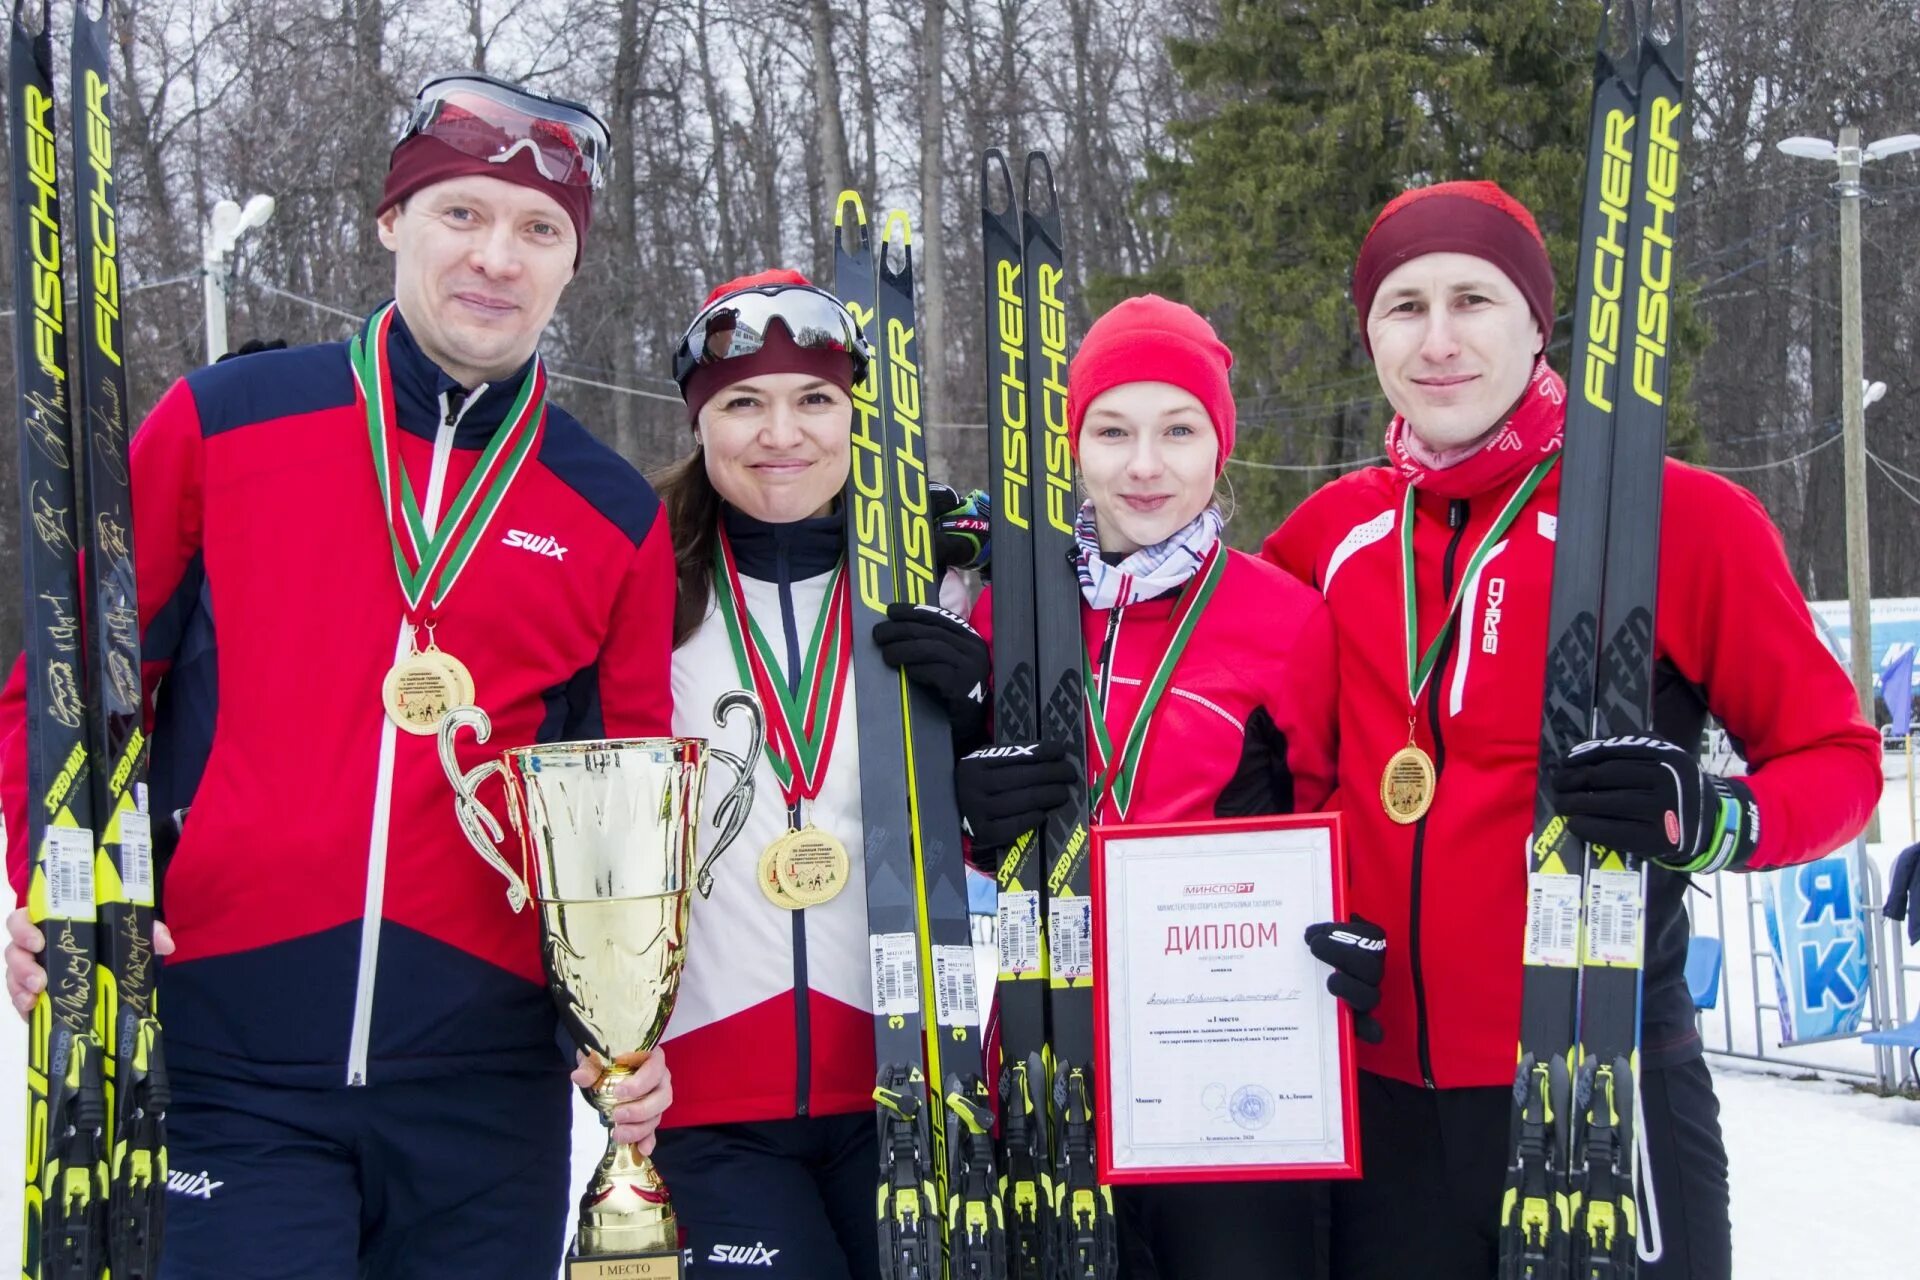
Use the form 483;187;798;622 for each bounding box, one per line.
1401;455;1558;704
353;303;548;618
1084;541;1227;820
713;533;853;808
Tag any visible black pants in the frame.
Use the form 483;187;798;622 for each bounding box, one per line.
653;1113;879;1279
1331;1059;1731;1279
158;1066;572;1279
1118;1179;1327;1279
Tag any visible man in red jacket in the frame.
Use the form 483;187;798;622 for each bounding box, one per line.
2;73;673;1278
1265;180;1881;1279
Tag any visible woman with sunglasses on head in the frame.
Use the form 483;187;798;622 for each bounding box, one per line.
954;296;1374;1279
569;269;989;1279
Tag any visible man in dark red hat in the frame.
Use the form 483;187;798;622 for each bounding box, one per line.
1266;180;1880;1278
1;72;675;1278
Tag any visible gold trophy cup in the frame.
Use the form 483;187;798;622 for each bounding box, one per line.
438;693;761;1279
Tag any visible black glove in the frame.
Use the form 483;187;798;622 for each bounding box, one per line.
874;601;990;747
1885;842;1920;945
1548;735;1760;873
954;741;1077;851
1303;915;1385;1044
216;337;287;362
931;482;991;575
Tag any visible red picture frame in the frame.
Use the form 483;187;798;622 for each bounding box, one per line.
1090;811;1360;1184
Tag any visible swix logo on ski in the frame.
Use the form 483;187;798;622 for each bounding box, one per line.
167;1169;225;1200
503;529;567;560
1481;578;1506;654
708;1241;781;1267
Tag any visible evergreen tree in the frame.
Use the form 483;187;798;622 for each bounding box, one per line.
1137;0;1701;539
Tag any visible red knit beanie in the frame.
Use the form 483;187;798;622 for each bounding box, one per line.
680;269;858;425
1067;295;1236;476
1351;180;1555;356
377;135;593;270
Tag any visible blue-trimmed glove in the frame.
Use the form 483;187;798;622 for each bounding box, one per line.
931;482;991;575
1548;735;1761;873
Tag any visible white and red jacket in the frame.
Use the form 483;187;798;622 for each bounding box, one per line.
1265;428;1881;1090
0;309;675;1087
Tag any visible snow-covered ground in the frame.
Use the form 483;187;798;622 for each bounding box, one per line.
1;770;1916;1276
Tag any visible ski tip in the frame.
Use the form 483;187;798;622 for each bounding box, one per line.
982;149;1016;214
1021;151;1057;215
833;189;868;242
882;208;913;250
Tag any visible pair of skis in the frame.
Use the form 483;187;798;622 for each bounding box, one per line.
8;4;168;1279
1502;5;1686;1279
981;149;1118;1280
837;194;1004;1280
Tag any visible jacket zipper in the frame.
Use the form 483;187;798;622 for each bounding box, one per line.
1408;496;1468;1090
345;386;481;1086
773;531;814;1117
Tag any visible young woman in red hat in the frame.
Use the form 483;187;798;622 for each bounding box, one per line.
958;295;1375;1278
1266;180;1881;1278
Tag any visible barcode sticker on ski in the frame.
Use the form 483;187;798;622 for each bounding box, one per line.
119;811;155;906
1584;868;1645;966
932;944;979;1027
998;889;1041;976
1524;872;1582;967
870;932;921;1018
44;826;97;920
1049;896;1095;981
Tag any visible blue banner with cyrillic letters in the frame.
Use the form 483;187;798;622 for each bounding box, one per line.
1760;847;1870;1044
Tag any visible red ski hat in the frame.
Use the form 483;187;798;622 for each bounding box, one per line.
680;269;859;425
1352;180;1555;356
377;134;593;270
1067;295;1236;476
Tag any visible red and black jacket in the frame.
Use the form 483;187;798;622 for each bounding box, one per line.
0;308;675;1087
979;547;1338;829
1265;452;1881;1089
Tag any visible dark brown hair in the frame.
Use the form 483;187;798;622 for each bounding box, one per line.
650;445;723;647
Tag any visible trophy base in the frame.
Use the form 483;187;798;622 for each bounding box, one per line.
566;1248;690;1279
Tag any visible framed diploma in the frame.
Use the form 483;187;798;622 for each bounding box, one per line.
1091;812;1359;1183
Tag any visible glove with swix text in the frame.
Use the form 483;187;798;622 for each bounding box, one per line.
874;601;991;748
954;741;1078;855
1548;735;1761;874
1303;915;1386;1044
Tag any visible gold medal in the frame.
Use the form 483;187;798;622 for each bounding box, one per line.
757;841;806;910
426;644;476;710
383;651;460;735
771;826;850;908
1381;744;1436;825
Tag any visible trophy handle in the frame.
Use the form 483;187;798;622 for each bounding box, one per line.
697;690;765;897
437;705;531;913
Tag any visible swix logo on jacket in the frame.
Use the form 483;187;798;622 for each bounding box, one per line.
1266;451;1879;1090
708;1242;782;1267
503;528;568;560
0;307;676;1088
165;1170;225;1200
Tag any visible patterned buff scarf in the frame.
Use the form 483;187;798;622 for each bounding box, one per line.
1074;501;1225;610
1383;356;1568;500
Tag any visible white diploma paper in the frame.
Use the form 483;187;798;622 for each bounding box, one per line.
1102;825;1347;1175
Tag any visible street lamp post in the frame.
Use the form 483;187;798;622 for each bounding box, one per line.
202;193;277;361
1778;128;1920;754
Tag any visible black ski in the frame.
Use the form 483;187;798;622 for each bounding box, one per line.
1021;151;1116;1280
980;147;1050;1280
840;191;942;1280
1570;9;1687;1278
10;5;108;1276
69;4;167;1273
871;210;1003;1280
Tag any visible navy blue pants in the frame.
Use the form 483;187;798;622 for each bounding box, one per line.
653;1113;879;1279
158;1066;572;1279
